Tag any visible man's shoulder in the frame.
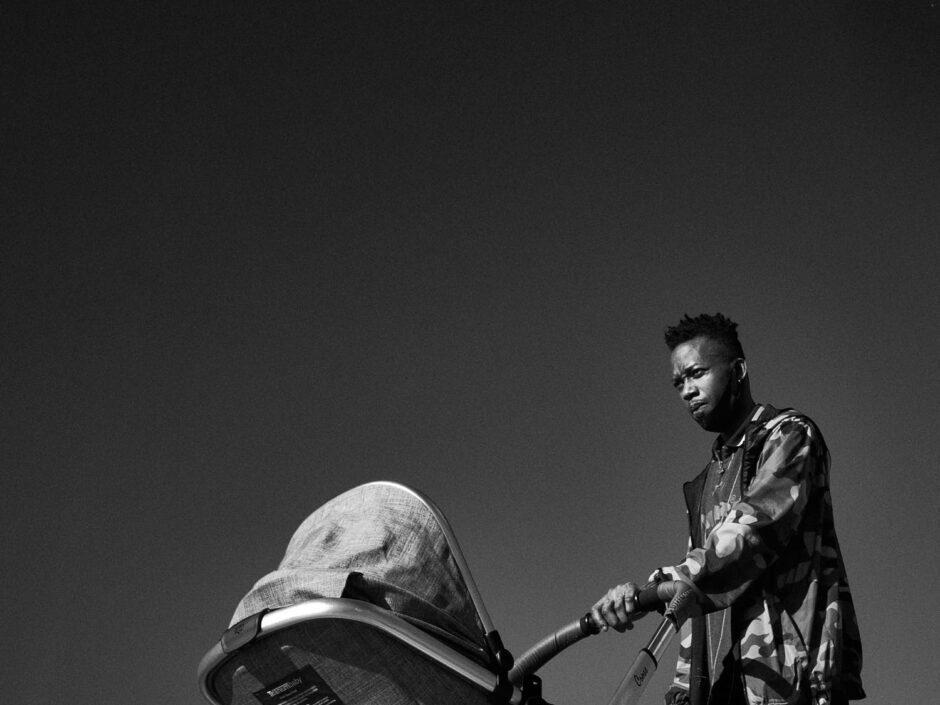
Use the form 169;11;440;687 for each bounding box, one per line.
753;405;827;454
756;405;817;433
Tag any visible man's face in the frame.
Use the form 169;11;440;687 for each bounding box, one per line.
670;336;739;433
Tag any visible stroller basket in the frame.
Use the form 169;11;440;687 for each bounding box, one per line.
198;482;520;705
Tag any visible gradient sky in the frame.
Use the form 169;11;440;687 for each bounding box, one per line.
4;3;939;704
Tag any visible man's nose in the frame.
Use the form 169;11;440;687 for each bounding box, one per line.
681;380;697;400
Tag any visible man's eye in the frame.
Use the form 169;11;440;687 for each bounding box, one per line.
692;369;706;378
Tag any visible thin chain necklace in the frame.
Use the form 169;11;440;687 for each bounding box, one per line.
714;452;732;490
712;405;760;492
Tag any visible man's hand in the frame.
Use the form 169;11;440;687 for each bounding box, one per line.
590;581;647;632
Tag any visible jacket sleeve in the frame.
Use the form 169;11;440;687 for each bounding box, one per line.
665;416;823;612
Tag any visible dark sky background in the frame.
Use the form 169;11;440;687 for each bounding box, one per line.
4;2;939;704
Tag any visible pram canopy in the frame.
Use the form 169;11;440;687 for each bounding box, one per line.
200;481;516;705
232;481;497;665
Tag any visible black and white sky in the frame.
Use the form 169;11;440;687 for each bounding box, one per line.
4;2;939;704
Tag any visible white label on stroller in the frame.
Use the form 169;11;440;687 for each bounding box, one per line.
253;665;344;705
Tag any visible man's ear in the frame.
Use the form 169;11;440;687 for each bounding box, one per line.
734;358;747;384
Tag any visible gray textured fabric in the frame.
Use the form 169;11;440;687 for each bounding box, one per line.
231;483;492;665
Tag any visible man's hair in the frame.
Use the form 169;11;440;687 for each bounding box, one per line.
664;313;745;359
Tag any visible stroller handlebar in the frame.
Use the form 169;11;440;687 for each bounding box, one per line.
507;580;685;685
634;579;683;614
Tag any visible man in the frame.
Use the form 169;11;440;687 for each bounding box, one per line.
591;314;864;705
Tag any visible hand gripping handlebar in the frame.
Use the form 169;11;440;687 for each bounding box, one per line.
508;580;692;686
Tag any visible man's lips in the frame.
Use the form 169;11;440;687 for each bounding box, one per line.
689;401;707;414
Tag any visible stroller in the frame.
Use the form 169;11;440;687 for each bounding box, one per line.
197;482;691;705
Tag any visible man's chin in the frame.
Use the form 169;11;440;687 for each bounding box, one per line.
691;409;721;432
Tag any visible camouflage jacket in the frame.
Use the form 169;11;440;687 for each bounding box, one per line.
664;406;864;705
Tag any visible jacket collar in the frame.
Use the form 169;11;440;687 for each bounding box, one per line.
712;404;765;459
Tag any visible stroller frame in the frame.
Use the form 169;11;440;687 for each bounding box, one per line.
198;597;513;704
197;481;683;705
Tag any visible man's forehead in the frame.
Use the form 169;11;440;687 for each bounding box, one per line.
670;337;728;370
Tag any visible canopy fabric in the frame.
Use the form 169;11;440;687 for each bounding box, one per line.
231;482;493;666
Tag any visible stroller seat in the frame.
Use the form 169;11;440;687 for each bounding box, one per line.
198;482;520;705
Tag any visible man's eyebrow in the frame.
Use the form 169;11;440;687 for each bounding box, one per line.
672;364;703;385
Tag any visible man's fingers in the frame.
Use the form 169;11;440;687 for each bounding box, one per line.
591;599;613;631
592;582;642;632
613;593;629;621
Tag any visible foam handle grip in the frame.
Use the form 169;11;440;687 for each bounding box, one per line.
507;617;596;684
636;580;677;612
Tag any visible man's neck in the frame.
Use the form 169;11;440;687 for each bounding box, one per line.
717;401;759;446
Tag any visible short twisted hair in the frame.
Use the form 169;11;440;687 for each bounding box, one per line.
664;313;745;359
